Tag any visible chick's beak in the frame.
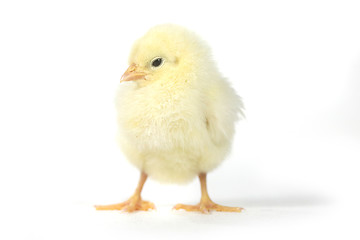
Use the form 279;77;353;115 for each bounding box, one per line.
120;63;147;83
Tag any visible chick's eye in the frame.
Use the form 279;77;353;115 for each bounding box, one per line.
151;57;163;67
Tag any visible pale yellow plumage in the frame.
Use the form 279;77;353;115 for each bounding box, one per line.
116;24;243;183
96;24;244;213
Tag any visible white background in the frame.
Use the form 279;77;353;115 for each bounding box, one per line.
1;0;360;239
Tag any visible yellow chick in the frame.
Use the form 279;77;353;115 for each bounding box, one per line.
96;24;244;213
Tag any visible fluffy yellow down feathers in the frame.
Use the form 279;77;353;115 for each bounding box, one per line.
116;24;244;184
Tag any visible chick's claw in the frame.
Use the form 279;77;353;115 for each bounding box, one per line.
95;197;155;212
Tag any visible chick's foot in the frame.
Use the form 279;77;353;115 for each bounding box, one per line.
173;173;243;213
95;196;155;212
173;200;243;213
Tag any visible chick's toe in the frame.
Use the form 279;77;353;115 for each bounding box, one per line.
95;197;155;212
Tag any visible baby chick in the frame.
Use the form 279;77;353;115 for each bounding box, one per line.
95;24;244;213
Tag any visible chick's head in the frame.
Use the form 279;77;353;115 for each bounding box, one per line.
121;24;212;87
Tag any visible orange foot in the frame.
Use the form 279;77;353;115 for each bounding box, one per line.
95;195;155;212
173;200;243;213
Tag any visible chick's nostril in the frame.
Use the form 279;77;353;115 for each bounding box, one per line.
128;63;137;72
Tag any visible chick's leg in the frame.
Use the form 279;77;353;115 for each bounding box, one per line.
95;172;155;212
173;173;243;213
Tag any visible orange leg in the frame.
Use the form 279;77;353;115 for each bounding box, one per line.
173;173;243;213
95;172;155;212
